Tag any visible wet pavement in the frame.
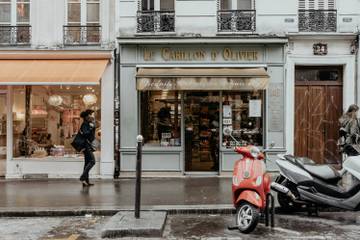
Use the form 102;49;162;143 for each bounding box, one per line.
0;212;359;239
0;178;231;209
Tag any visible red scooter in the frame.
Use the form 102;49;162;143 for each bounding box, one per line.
224;128;275;233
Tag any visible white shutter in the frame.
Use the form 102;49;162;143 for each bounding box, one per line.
299;0;335;10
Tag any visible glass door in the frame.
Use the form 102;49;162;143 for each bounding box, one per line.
0;92;7;177
184;92;220;171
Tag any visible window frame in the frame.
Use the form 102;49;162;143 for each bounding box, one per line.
219;0;255;10
0;0;30;25
65;0;100;26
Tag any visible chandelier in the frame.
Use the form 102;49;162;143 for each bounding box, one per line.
48;95;63;106
83;94;97;106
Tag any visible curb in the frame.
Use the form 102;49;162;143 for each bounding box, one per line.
0;204;236;217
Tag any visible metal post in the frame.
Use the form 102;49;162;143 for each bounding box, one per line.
135;135;143;219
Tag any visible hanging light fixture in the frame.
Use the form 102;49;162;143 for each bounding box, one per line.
48;95;63;106
83;94;97;106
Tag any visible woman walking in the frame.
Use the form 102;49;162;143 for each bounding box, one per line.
79;109;96;186
339;104;360;156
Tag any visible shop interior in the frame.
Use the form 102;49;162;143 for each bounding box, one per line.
141;90;264;172
11;85;101;159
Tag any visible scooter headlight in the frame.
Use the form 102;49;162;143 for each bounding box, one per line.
250;146;260;159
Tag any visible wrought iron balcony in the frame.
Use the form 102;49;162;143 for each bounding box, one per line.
217;10;256;32
0;25;31;45
137;11;175;33
299;10;337;32
63;25;101;45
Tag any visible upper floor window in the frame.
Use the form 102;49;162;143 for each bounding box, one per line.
298;0;337;32
217;0;256;33
137;0;175;33
0;0;31;45
64;0;101;45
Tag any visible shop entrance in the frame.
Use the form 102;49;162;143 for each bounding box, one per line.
184;92;220;172
0;92;6;177
295;66;343;164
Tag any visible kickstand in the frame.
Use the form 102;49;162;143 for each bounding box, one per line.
307;203;319;217
265;193;275;228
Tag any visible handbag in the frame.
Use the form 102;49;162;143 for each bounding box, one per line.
71;131;86;152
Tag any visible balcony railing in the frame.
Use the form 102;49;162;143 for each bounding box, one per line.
63;25;101;45
137;11;175;33
217;10;256;33
0;25;31;45
299;10;337;32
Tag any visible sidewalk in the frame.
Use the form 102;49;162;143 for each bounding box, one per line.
0;177;233;215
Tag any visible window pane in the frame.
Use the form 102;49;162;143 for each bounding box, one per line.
141;91;181;147
0;94;6;162
13;86;101;158
222;91;263;148
237;0;251;9
17;3;30;23
142;0;154;11
0;0;11;2
0;4;11;23
160;0;174;10
87;3;99;23
68;3;81;23
220;0;231;10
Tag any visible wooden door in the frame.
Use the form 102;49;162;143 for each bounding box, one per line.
295;67;343;164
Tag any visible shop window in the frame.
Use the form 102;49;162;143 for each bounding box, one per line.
222;91;263;148
12;85;101;158
141;91;181;147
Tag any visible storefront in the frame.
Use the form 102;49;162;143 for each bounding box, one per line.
118;37;287;174
0;51;114;178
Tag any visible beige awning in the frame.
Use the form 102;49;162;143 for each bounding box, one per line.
136;68;269;91
0;52;111;85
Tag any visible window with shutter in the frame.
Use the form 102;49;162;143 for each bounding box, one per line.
298;0;336;10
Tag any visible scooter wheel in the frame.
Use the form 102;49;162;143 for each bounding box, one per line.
235;202;259;234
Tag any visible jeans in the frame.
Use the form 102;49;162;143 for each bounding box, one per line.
80;148;95;181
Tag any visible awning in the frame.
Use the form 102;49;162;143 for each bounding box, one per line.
136;68;269;91
0;52;111;85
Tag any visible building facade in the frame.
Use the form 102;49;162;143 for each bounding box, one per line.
116;0;360;175
0;0;116;178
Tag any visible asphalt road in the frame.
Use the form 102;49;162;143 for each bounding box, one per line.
1;211;359;240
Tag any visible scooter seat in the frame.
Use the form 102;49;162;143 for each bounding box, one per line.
303;164;341;182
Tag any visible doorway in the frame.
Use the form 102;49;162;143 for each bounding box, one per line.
295;66;343;164
0;92;6;177
184;92;220;171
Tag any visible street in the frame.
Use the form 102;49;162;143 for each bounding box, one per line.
1;211;359;240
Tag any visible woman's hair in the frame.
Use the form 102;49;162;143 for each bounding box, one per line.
346;104;359;115
80;109;94;119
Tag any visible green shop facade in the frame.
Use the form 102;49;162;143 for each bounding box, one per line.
118;37;287;175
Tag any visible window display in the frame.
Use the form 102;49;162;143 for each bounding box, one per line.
12;85;101;158
222;91;263;148
141;91;181;147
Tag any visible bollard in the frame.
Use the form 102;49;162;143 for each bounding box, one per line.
135;135;143;219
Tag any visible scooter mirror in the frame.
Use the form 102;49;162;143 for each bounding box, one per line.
223;127;232;136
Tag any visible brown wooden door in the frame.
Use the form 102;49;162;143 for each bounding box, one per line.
295;67;343;164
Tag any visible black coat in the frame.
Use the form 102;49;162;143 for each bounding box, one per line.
80;121;95;148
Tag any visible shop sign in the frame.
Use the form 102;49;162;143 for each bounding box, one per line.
268;83;284;132
137;77;268;91
143;47;259;62
249;100;262;117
